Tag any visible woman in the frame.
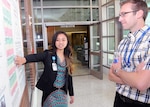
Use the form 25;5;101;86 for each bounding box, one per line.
15;31;74;107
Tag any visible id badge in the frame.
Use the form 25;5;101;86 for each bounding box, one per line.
52;63;57;71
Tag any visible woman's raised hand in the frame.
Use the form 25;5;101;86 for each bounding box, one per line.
14;55;26;66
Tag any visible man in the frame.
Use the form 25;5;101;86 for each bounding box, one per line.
108;0;150;107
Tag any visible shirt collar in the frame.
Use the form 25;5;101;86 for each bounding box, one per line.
127;25;149;41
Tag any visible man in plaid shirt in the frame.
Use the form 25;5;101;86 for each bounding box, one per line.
109;0;150;107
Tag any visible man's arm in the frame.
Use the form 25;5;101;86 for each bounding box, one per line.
116;62;150;91
108;66;125;84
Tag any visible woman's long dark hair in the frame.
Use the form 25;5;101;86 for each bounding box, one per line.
52;31;73;74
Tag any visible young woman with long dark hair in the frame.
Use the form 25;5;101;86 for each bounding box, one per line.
15;31;74;107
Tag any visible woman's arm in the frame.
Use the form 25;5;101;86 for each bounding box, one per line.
15;50;49;66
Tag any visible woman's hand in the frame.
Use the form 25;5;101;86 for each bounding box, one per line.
14;55;26;66
70;96;74;104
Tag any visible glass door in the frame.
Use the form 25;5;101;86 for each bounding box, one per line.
89;22;103;79
43;22;102;78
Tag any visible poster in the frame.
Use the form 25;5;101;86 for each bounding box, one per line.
0;0;25;107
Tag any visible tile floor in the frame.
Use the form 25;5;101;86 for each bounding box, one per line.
68;74;116;107
37;73;116;107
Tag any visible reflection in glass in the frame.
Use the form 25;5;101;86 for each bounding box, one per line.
20;0;24;7
35;25;43;39
36;41;44;70
33;0;41;6
33;9;42;23
43;8;90;22
101;2;115;20
92;25;99;36
22;26;26;40
102;38;107;51
107;4;115;19
102;6;106;20
103;53;107;65
108;53;114;66
102;22;107;36
123;30;129;38
145;11;150;26
103;53;114;66
108;21;114;35
91;55;100;71
23;42;27;55
146;0;150;7
23;42;30;70
92;0;99;6
92;8;99;21
21;9;25;24
108;37;115;52
43;0;90;6
92;38;100;51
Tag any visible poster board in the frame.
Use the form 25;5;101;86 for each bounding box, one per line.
0;0;26;107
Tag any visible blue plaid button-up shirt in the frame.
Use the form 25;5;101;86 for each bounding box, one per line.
116;25;150;103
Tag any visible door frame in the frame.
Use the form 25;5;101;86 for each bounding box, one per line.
43;21;102;79
89;22;103;79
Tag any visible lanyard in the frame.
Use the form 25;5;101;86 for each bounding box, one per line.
52;56;57;71
124;27;150;67
52;56;56;62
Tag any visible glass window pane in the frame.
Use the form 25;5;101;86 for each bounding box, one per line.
102;6;106;20
102;21;114;36
23;42;27;56
43;8;90;22
146;0;150;7
107;4;115;19
21;9;25;24
92;8;99;21
103;53;107;65
22;26;26;40
107;0;112;2
36;41;44;70
123;30;129;38
92;0;99;6
33;0;41;6
103;53;114;66
108;53;114;66
145;11;150;26
33;9;42;23
35;25;43;39
23;42;30;71
108;37;115;52
21;0;24;7
92;25;99;36
102;38;107;51
91;55;100;71
91;38;100;51
102;22;107;36
108;21;114;35
43;0;90;6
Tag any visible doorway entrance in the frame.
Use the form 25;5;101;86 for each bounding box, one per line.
46;25;90;76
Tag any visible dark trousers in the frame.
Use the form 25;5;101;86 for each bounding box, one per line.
114;92;150;107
